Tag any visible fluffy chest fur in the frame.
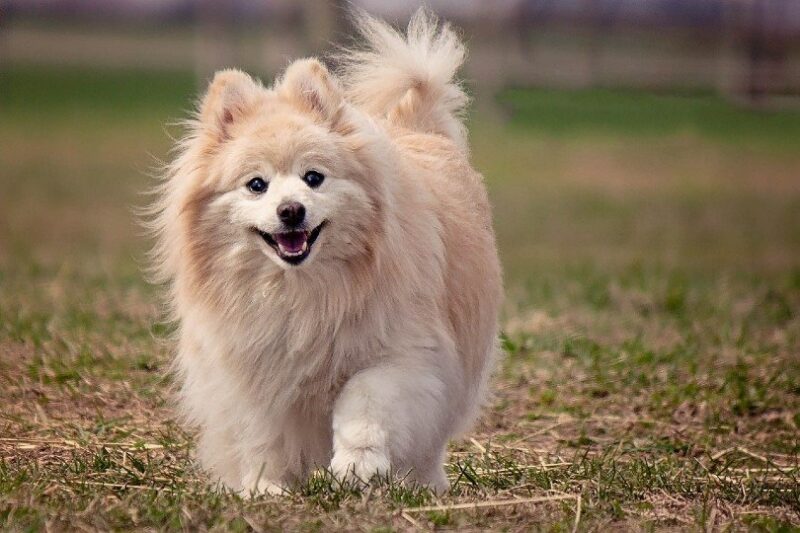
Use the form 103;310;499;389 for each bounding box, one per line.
177;244;443;420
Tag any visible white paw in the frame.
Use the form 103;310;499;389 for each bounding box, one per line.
330;446;390;484
428;468;450;494
240;473;286;497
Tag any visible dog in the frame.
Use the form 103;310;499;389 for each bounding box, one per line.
147;9;502;494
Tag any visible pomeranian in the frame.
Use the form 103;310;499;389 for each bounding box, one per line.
147;9;502;494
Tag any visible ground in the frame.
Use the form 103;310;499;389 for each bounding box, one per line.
1;67;799;531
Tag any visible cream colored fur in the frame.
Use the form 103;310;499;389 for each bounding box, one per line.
147;9;502;494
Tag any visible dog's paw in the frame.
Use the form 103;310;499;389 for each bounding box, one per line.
330;446;390;485
240;473;286;497
427;468;450;495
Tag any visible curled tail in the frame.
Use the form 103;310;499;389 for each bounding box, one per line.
337;8;470;149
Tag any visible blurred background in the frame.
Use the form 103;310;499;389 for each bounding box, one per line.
2;0;800;306
5;0;800;99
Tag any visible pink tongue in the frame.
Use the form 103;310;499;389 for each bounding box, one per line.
275;231;307;253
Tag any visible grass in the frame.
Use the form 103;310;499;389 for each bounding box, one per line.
500;87;800;147
1;66;799;530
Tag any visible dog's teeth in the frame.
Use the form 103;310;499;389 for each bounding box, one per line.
279;246;304;257
301;241;308;252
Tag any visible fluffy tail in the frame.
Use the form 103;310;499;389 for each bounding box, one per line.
337;8;470;149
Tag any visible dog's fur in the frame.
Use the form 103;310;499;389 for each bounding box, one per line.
147;9;502;494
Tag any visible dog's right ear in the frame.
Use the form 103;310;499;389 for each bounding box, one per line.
199;69;262;142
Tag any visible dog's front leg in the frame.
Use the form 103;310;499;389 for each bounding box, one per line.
237;419;297;497
330;355;456;492
238;441;289;496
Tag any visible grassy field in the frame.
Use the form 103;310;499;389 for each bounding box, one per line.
1;66;799;531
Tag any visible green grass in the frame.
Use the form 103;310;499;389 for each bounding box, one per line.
1;66;197;119
1;66;799;530
500;87;800;147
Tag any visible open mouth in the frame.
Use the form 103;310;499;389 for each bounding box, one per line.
253;221;327;265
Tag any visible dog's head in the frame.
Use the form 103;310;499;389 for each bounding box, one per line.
177;61;385;275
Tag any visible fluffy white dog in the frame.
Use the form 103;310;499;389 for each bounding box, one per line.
148;9;502;494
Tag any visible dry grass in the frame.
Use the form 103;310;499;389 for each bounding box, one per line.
1;68;799;531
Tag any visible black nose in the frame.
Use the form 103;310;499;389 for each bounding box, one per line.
277;201;306;227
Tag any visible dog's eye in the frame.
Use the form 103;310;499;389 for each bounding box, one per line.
302;170;325;188
246;177;268;194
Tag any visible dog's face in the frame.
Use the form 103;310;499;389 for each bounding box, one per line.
186;62;381;272
209;110;372;270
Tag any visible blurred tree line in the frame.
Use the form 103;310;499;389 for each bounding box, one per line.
2;0;799;106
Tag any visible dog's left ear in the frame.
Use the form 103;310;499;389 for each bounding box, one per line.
278;58;344;123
